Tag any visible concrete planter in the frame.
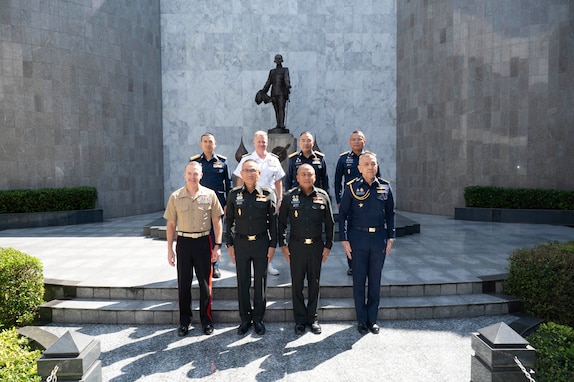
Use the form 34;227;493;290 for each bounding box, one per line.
455;207;574;226
0;209;103;230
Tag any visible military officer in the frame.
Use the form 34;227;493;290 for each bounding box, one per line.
338;152;395;335
164;161;223;336
226;159;277;336
334;130;380;276
284;131;329;195
190;132;231;278
233;130;284;276
279;164;334;335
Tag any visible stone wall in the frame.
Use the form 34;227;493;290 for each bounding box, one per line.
161;0;397;202
0;0;164;218
396;1;574;215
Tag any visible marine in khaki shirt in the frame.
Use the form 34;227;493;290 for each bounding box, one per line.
163;161;224;337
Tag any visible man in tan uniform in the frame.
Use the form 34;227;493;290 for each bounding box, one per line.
164;161;224;336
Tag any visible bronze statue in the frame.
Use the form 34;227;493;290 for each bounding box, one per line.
256;54;291;133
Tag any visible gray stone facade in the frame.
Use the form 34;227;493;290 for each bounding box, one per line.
396;1;574;215
2;1;572;218
0;0;164;218
160;0;398;203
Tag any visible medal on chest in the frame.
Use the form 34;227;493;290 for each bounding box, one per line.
350;185;370;202
197;195;210;205
291;194;300;208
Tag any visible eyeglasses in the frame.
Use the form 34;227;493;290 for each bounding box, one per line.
241;169;258;173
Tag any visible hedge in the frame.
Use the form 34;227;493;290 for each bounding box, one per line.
528;322;574;382
505;241;574;327
464;186;574;210
0;328;41;382
0;248;44;328
0;186;97;214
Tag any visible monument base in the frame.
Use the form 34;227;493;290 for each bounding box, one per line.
268;127;289;134
268;132;296;171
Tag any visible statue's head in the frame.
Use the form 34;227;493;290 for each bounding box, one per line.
274;54;283;64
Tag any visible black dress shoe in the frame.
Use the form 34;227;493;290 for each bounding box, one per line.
309;321;321;334
203;323;214;335
237;321;251;335
357;323;369;335
177;325;189;337
212;266;221;279
368;323;380;334
295;324;306;335
254;321;266;335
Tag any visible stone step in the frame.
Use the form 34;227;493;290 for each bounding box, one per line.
40;293;520;325
45;280;498;302
142;213;421;240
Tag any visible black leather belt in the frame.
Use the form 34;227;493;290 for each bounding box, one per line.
290;236;322;245
236;232;268;241
354;226;383;233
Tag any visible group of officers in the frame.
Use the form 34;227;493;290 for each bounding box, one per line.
163;130;395;338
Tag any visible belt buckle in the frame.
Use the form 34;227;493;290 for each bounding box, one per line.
191;233;199;238
247;235;257;241
304;238;313;244
368;227;376;233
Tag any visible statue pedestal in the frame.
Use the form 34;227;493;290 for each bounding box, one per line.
268;127;289;134
268;133;296;172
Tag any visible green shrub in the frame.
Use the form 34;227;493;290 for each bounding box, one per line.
464;186;574;210
0;328;42;382
0;248;44;328
505;241;574;327
0;186;97;213
528;322;574;382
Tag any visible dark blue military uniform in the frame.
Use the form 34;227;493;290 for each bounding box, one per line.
334;150;381;272
278;186;334;327
334;150;380;204
338;176;395;326
284;151;329;195
190;153;232;208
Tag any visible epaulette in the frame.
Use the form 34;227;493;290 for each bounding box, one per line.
189;154;201;161
346;178;358;186
241;153;250;158
288;151;299;159
230;185;243;192
270;152;279;158
378;177;390;185
339;151;351;157
315;151;325;157
217;154;227;161
315;187;329;197
288;186;299;194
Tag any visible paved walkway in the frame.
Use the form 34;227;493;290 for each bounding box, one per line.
1;211;572;381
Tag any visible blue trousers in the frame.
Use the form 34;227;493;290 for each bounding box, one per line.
349;230;387;325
